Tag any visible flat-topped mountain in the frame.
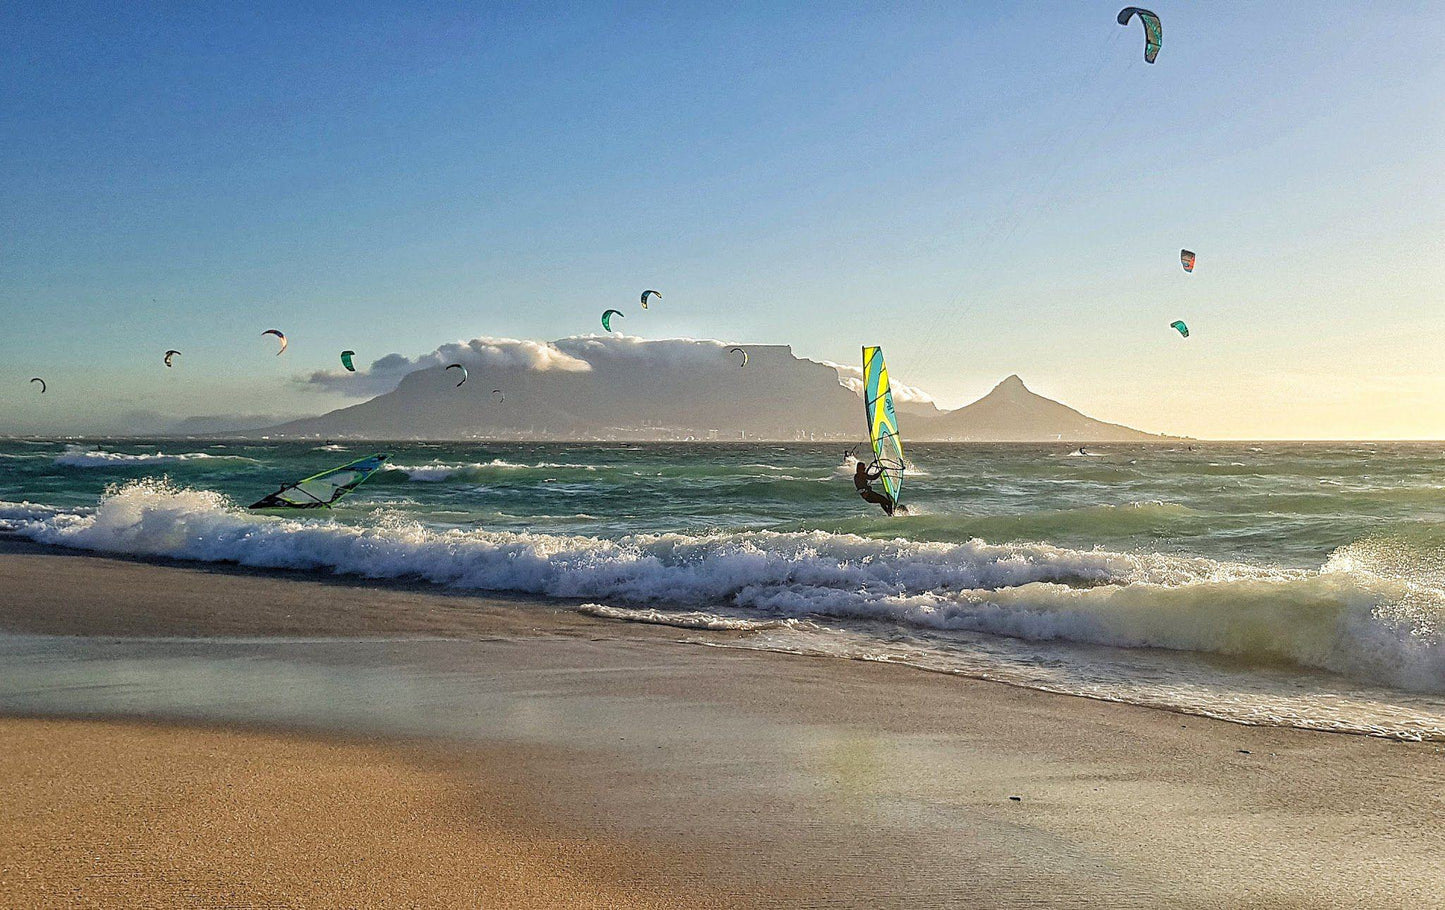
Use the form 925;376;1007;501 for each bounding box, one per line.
253;336;1167;442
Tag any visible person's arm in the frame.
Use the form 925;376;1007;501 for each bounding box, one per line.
865;464;883;480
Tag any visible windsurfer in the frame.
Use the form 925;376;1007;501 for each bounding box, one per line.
854;461;896;516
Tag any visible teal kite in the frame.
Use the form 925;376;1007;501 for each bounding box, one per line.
1117;7;1161;64
602;309;624;332
1170;320;1189;338
340;350;356;372
640;289;661;309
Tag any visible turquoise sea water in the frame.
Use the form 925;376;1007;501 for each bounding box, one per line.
3;438;1444;738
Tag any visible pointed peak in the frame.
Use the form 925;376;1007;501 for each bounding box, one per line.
992;374;1030;393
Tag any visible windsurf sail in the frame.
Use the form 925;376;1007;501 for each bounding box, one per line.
861;346;904;508
248;453;390;510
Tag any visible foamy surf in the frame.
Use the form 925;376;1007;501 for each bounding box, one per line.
577;603;805;632
1;477;1442;708
54;446;252;467
386;460;597;481
703;625;1445;740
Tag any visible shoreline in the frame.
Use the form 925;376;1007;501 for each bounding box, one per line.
4;534;1440;744
4;539;1445;905
0;535;677;641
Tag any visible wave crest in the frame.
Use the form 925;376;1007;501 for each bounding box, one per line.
385;460;596;482
577;604;801;631
54;446;251;468
3;479;1443;693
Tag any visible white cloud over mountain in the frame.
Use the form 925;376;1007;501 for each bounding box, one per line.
308;336;594;396
820;360;936;404
308;334;866;399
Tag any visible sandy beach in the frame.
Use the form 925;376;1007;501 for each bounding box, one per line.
8;0;1441;904
2;539;1444;908
0;718;727;909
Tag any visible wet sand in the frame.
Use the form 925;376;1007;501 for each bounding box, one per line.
3;539;1445;907
0;537;620;640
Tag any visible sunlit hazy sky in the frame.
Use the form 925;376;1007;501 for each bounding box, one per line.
2;2;1441;438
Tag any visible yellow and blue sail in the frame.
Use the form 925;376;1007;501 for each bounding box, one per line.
862;346;904;506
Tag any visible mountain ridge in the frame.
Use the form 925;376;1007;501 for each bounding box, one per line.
910;374;1167;442
246;337;1173;442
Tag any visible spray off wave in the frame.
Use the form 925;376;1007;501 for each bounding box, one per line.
2;479;1443;701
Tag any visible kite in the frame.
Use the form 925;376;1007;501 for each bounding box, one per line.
446;363;468;387
602;309;624;332
30;377;45;393
1117;7;1162;64
1180;249;1196;273
262;329;287;355
729;346;748;367
1170;320;1190;337
164;350;181;368
640;289;661;309
340;350;356;372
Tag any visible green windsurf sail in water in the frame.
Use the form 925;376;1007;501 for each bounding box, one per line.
862;345;904;510
248;453;390;510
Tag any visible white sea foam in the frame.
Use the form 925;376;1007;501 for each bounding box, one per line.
4;479;1444;698
54;445;250;468
577;603;802;632
385;462;488;481
387;460;596;481
0;501;72;531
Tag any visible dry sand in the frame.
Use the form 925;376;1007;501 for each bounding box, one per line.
2;539;1444;907
0;718;731;909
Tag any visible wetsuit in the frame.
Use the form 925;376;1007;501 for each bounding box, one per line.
853;463;895;516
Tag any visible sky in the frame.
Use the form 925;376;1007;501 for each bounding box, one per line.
1;1;1441;438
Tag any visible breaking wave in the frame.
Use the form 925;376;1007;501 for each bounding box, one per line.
54;446;252;468
385;460;596;482
839;500;1204;544
577;603;802;632
2;479;1444;697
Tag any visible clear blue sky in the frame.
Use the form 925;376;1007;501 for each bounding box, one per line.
2;2;1440;437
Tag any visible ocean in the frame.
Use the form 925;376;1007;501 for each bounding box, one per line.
2;438;1444;739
